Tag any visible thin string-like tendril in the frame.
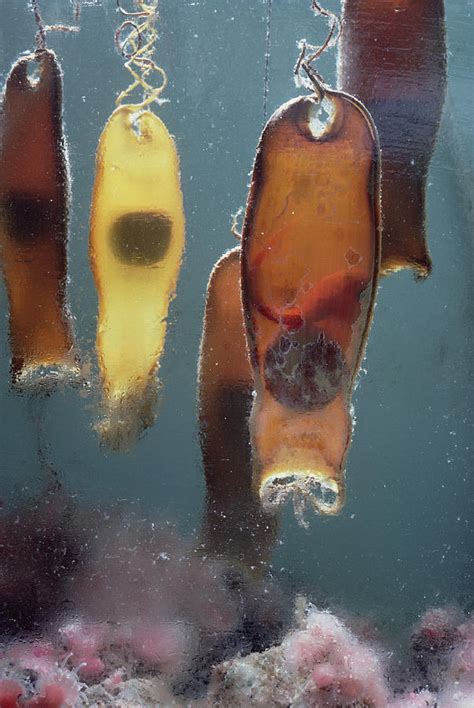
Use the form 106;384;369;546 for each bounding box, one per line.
294;1;341;100
262;0;273;121
31;0;89;51
230;207;244;240
27;394;62;494
115;0;167;109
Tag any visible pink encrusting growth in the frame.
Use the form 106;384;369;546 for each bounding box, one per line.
1;505;287;702
6;642;59;677
437;617;474;706
412;606;462;649
0;499;471;705
283;607;391;706
447;618;474;680
0;603;473;705
0;514;247;704
120;622;187;668
208;603;474;707
59;621;107;680
25;669;80;707
0;637;83;707
0;667;81;708
101;668;124;692
0;679;24;708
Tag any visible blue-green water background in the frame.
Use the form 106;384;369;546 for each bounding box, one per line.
0;0;472;631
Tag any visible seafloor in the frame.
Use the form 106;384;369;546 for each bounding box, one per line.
0;496;472;706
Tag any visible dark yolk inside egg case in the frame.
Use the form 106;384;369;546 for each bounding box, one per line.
1;193;62;244
110;211;172;266
264;329;348;411
258;269;369;411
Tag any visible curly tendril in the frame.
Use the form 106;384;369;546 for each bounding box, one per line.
114;0;167;109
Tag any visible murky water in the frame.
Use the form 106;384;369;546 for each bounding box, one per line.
0;1;472;704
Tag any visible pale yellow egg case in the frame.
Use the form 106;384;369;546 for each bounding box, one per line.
89;104;185;450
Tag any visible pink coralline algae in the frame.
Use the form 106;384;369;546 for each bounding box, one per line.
436;617;474;707
59;622;107;680
6;643;59;677
124;623;187;669
0;512;257;704
0;679;24;708
0;495;471;706
1;643;81;707
0;605;473;706
208;604;474;708
0;502;287;705
448;618;474;680
0;668;81;708
24;669;80;707
208;604;392;706
283;609;390;706
412;606;462;652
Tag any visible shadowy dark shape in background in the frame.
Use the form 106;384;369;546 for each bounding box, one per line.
338;0;447;278
198;247;279;571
